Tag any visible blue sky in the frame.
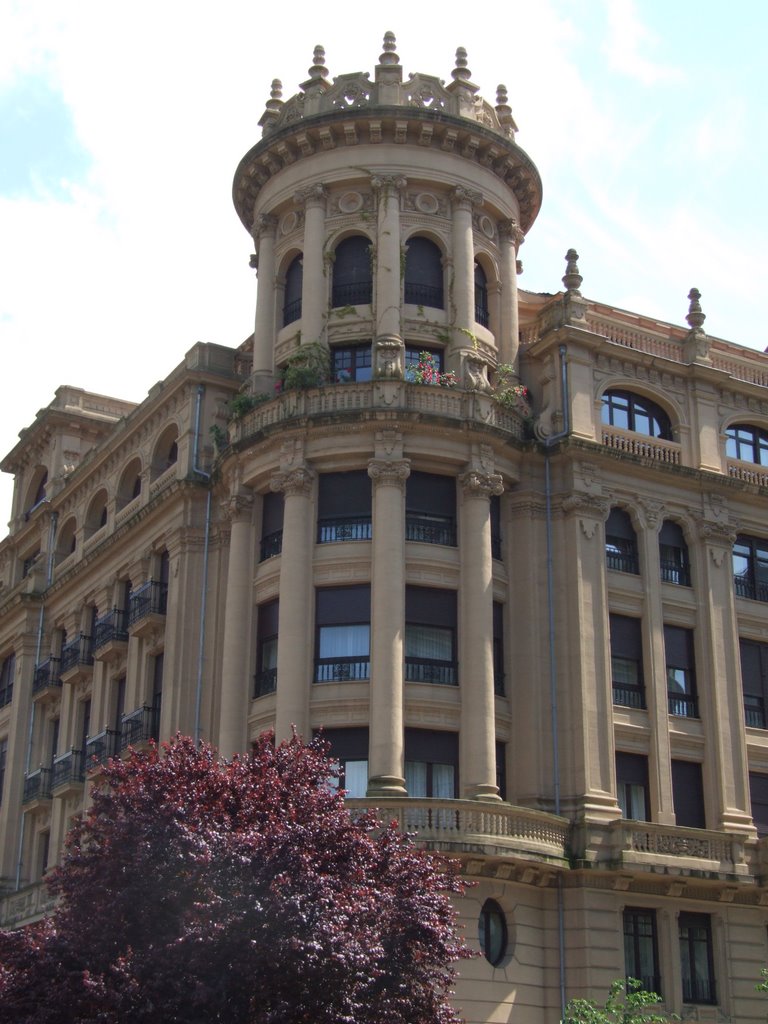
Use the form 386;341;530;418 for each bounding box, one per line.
1;0;767;520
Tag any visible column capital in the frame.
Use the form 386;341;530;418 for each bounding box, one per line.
250;212;278;241
270;466;315;497
371;174;407;194
499;218;525;247
368;458;411;489
221;493;254;523
458;470;503;499
451;186;482;210
294;182;328;208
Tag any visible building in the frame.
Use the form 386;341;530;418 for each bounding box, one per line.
2;32;768;1023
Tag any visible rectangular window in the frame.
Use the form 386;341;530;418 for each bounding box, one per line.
496;740;507;801
616;752;649;821
0;737;7;806
734;535;768;602
493;602;505;695
405;587;457;685
315;586;370;682
490;494;502;560
318;727;368;798
0;653;15;708
405;471;456;546
332;344;372;383
404;729;458;798
664;625;698;718
317;472;372;543
623;908;661;996
610;615;645;709
605;508;639;575
740;639;768;728
255;599;279;697
672;760;706;829
405;346;444;376
260;492;284;560
151;653;164;738
749;772;768;837
659;521;691;586
679;913;716;1005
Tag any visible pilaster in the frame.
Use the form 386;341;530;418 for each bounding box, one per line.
250;213;278;386
294;184;328;346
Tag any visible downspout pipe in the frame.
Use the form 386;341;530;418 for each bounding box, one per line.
16;508;58;890
542;344;570;1020
192;385;212;745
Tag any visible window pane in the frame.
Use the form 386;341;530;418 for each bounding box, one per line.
405;625;453;660
432;763;455;798
405;760;427;797
344;760;368;798
319;624;370;658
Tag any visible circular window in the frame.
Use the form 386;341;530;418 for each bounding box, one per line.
478;899;507;966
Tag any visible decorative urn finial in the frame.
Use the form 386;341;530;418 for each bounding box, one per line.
686;288;706;332
380;31;399;65
562;249;583;295
308;45;328;82
452;46;471;83
495;84;518;138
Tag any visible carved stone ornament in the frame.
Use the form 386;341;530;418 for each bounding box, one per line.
222;493;254;523
371;174;408;195
458;470;503;499
374;336;404;379
367;458;411;488
499;218;525;248
294;183;328;206
463;352;490;392
250;213;277;240
638;497;665;528
451;185;483;209
562;494;610;537
270;466;314;497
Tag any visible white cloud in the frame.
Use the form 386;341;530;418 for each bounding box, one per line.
602;0;684;86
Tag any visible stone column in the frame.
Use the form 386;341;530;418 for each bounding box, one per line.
450;187;480;357
367;455;410;795
250;213;278;387
458;468;504;800
217;492;255;758
272;466;315;742
295;184;327;346
498;219;524;372
372;175;406;347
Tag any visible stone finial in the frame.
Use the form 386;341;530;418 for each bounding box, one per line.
562;249;583;295
495;84;518;138
258;79;284;135
380;31;399;65
686;287;706;332
452;46;471;83
307;45;329;84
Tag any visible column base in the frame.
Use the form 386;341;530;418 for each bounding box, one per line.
464;783;502;802
366;775;407;797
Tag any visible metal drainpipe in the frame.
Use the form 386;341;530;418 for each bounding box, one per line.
192;385;212;745
542;345;570;1019
16;508;58;890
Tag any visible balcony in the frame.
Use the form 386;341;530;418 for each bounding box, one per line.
404;282;443;309
405;514;456;547
745;697;766;729
120;705;159;750
668;693;699;718
601;426;682;465
260;530;283;561
606;547;639;575
93;608;128;659
52;749;85;792
660;558;691;586
612;684;646;710
85;729;121;768
345;797;569;865
331;281;372;307
317;516;372;544
607;818;752;879
254;668;277;698
127;581;167;636
32;657;62;697
734;576;768;603
23;768;52;804
314;657;370;683
405;658;457;686
59;634;93;682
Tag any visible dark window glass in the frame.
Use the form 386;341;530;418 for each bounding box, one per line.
404;729;458;797
616;752;649;820
726;423;768;466
0;653;15;708
113;679;126;737
496;740;507;801
605;508;639;574
624;908;661;996
739;639;768;728
315;586;370;683
260;492;284;561
479;899;508;966
659;520;691;586
490;494;502;560
0;737;7;805
672;760;705;829
474;262;489;327
405;587;457;686
601;389;672;440
255;599;279;697
151;653;164;739
733;535;768;602
406;472;456;546
493;602;505;696
749;771;768;837
665;626;698;718
318;727;368;798
283;254;303;326
31;470;48;510
610;615;645;709
332;343;372;383
404;237;444;309
318;472;372;543
332;236;372;307
679;913;716;1005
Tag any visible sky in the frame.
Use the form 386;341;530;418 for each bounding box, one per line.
1;0;767;522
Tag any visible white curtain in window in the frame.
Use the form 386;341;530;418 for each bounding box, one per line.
405;625;452;660
344;759;368;798
405;760;427;797
432;763;454;798
319;624;370;658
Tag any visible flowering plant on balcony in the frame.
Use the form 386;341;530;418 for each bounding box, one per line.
407;352;458;388
279;342;330;391
491;364;531;416
335;368;352;383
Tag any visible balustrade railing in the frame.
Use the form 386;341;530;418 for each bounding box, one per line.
260;530;283;561
314;658;370;683
60;634;93;674
668;693;698;718
93;608;128;650
612;685;646;710
32;657;62;694
52;749;84;789
404;658;457;686
404;282;443;309
317;516;372;543
660;559;691;586
405;515;456;546
734;576;768;603
23;768;52;803
120;705;160;749
601;427;681;465
85;729;121;766
254;668;277;697
128;580;167;626
331;282;372;307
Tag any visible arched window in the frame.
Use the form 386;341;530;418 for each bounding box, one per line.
117;458;142;511
404;237;443;309
605;508;639;575
478;899;508;966
474;262;489;327
150;425;179;480
659;520;691;586
85;490;108;538
601;389;672;440
56;518;77;564
726;423;768;465
283;255;303;326
332;236;372;307
25;468;48;514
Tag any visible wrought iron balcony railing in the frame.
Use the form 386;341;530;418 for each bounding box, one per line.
317;516;372;543
52;749;85;789
734;576;768;603
120;705;160;750
60;634;93;674
744;697;765;729
405;658;457;686
85;729;121;767
405;514;456;547
128;580;167;627
23;768;52;803
606;549;639;574
93;608;128;651
660;559;690;586
314;657;370;683
282;297;302;326
331;281;372;307
668;693;699;718
260;530;283;561
612;684;646;710
254;668;277;697
32;657;62;694
404;282;443;309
